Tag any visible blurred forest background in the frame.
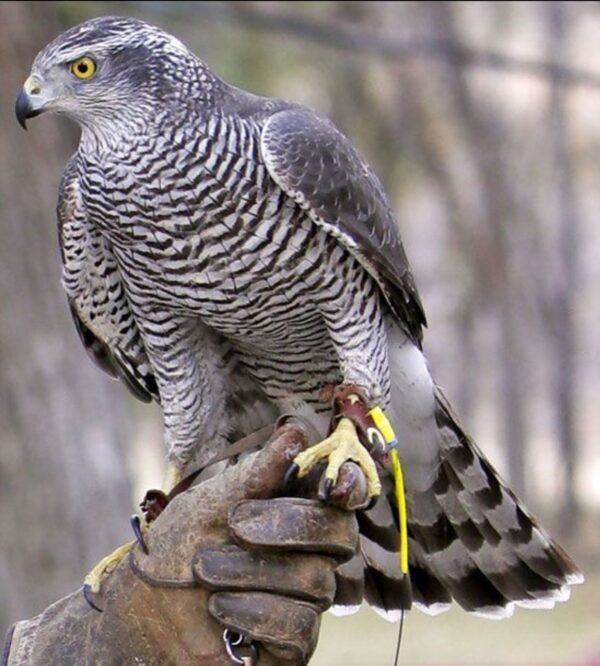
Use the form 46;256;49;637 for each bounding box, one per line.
0;1;598;664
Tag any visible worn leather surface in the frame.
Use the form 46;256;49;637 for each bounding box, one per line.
130;426;309;585
3;425;367;665
194;545;337;607
229;498;358;558
209;592;321;664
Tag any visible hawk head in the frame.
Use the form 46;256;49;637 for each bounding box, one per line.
15;15;203;132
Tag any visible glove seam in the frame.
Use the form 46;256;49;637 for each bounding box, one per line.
1;623;15;666
129;550;197;589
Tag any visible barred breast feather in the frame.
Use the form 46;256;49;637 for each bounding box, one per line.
59;157;158;402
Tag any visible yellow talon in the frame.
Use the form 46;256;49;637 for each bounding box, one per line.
83;541;135;594
83;464;181;600
293;417;381;497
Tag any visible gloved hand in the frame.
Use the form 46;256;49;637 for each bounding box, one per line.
3;425;367;666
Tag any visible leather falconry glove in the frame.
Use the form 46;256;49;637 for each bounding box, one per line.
2;425;367;666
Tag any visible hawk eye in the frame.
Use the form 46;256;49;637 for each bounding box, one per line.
70;57;97;80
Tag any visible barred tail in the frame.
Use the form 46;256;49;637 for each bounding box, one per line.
334;330;583;620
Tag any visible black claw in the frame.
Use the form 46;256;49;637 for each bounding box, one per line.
283;463;300;492
365;494;379;511
320;478;334;502
130;515;148;554
83;584;103;613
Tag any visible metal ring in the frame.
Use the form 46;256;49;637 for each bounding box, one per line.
223;630;257;664
223;630;245;664
225;630;244;647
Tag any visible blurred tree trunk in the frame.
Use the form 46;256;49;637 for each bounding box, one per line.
0;1;133;634
543;1;580;534
424;1;529;497
398;62;483;424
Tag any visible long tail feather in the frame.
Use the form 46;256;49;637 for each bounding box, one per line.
344;330;583;621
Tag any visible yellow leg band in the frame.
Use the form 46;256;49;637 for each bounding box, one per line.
390;448;409;575
369;407;409;576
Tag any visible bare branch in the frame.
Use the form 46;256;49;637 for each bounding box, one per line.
114;0;600;89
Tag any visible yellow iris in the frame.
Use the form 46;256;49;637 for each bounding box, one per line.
70;57;97;80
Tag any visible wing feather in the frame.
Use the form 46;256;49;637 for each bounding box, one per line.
260;108;426;345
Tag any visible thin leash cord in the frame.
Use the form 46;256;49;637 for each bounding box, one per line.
393;608;405;666
368;408;408;666
368;408;409;575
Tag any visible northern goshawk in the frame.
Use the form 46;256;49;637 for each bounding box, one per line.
16;15;582;619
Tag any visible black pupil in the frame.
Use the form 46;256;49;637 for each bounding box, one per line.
77;62;89;74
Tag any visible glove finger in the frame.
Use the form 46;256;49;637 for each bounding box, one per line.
229;498;358;562
209;591;319;664
288;461;369;510
173;424;310;521
193;545;337;608
321;461;369;510
219;425;309;501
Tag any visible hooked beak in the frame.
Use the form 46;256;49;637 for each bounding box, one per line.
15;76;46;130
